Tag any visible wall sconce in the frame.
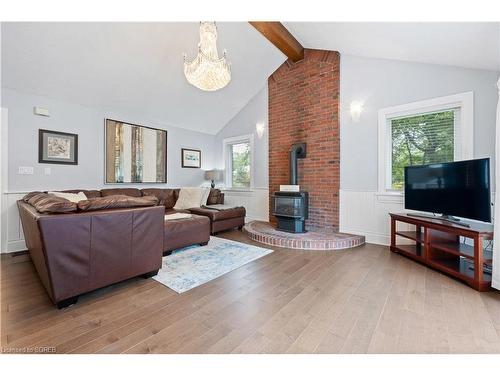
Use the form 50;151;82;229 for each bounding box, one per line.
350;101;364;122
256;122;265;138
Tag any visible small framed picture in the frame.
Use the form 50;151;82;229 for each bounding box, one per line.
39;129;78;165
181;148;201;168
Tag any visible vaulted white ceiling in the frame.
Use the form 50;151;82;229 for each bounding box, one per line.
3;22;499;136
1;22;286;134
285;22;500;71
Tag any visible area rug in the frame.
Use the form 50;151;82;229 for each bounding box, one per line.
153;236;273;293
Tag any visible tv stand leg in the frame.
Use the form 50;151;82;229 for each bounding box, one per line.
390;217;396;251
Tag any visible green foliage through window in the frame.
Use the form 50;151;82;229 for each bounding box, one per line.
391;110;455;189
231;142;250;188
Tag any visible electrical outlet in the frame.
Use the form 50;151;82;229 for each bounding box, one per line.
44;167;51;175
18;166;34;175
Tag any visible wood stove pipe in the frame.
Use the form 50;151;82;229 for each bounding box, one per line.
290;143;307;185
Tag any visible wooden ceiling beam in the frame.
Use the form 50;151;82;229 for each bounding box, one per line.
249;22;304;62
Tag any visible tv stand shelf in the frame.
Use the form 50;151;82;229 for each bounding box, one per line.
390;213;493;291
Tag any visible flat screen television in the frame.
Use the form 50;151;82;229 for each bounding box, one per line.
404;158;491;223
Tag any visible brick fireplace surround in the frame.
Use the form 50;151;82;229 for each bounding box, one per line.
268;49;340;230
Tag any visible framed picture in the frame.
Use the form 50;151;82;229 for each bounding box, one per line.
105;119;167;183
181;148;201;168
39;129;78;165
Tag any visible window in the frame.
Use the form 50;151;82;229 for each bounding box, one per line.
378;92;473;193
230;142;250;188
390;109;456;189
223;134;254;189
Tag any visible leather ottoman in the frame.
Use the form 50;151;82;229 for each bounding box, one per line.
163;213;210;253
189;206;246;234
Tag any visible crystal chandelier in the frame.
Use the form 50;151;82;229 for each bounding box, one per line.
183;22;231;91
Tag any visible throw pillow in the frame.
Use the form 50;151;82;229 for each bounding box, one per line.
201;187;211;206
173;187;207;210
23;191;44;203
48;191;87;203
27;193;78;213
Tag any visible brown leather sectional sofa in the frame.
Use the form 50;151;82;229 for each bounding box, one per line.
18;187;245;308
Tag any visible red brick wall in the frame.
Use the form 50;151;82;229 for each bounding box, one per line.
268;49;340;230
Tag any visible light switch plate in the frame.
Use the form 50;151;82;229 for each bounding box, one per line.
18;166;34;175
33;106;50;117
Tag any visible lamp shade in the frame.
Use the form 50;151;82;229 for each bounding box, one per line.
204;169;223;181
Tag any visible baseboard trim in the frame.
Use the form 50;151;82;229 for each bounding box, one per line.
1;249;28;257
340;228;390;246
5;239;27;253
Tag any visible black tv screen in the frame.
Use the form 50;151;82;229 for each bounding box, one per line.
404;158;491;222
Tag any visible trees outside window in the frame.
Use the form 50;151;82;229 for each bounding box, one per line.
391;110;455;189
230;142;251;188
224;134;253;189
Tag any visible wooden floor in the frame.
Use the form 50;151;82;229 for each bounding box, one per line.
2;230;500;354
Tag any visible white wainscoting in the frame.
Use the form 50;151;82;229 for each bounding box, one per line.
340;189;495;246
221;187;269;223
2;192;28;253
340;190;406;245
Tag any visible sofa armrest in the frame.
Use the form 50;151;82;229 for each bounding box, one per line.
18;202;164;303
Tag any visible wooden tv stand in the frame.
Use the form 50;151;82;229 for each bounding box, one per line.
390;213;493;291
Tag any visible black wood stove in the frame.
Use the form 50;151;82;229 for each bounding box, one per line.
272;143;309;233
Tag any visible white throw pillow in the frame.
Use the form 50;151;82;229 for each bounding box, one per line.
201;187;211;206
173;187;206;210
48;191;87;203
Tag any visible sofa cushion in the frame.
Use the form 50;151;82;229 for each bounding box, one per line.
100;188;142;197
163;214;210;252
141;188;177;208
27;193;78;213
207;189;223;205
77;195;158;211
189;206;246;221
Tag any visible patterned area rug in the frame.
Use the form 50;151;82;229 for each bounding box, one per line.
153;236;273;293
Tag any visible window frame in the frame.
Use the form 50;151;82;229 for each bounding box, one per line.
377;91;474;195
223;133;255;190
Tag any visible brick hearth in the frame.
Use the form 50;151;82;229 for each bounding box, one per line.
244;221;365;250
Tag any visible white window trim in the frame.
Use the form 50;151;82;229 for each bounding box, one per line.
222;133;255;190
377;91;474;195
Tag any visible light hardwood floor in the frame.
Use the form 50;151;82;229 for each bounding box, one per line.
2;230;500;354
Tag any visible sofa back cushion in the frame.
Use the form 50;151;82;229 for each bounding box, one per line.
26;193;78;214
207;189;222;205
100;188;142;197
77;195;158;212
141;188;178;209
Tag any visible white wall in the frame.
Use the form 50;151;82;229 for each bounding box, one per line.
340;55;499;191
2;88;216;191
1;88;217;252
215;85;269;188
214;85;269;222
339;55;500;244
